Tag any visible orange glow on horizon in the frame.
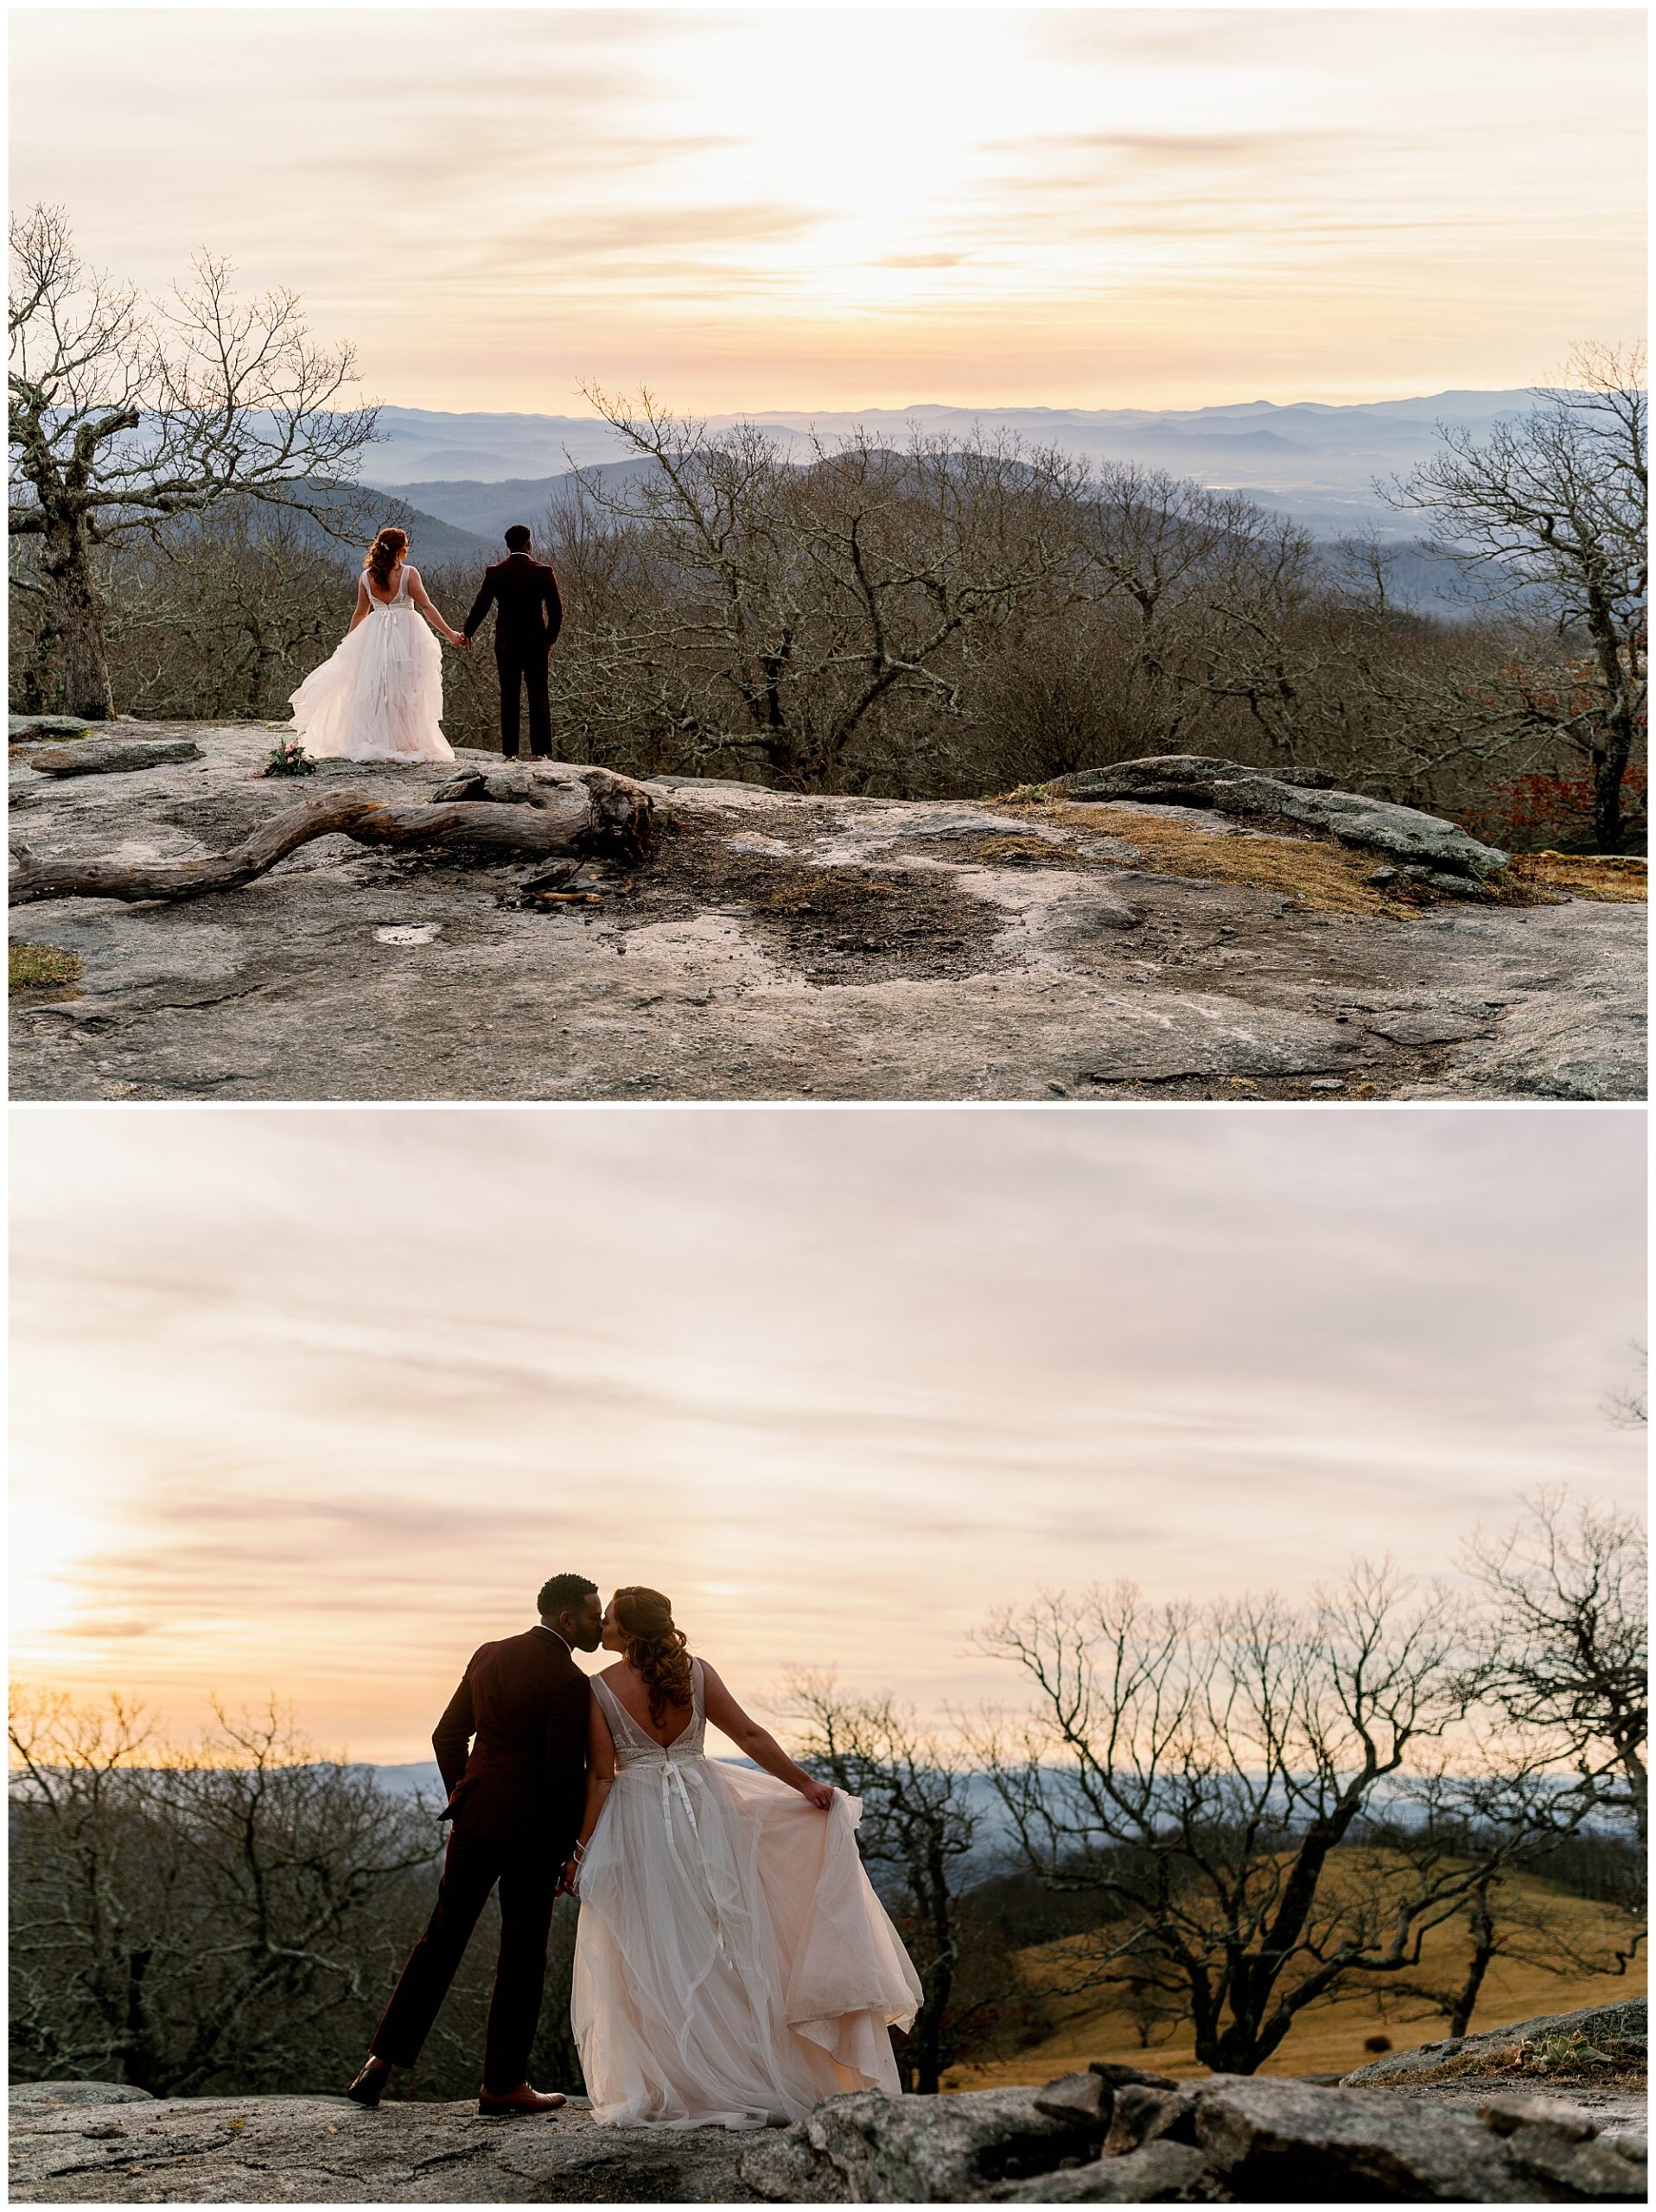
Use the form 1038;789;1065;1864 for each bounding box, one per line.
9;9;1645;416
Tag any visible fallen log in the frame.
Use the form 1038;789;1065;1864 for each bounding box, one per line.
9;768;657;908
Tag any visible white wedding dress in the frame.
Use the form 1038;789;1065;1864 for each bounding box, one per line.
288;564;455;763
572;1659;922;2128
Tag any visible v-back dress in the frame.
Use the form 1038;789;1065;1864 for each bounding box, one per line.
571;1658;922;2128
288;563;455;763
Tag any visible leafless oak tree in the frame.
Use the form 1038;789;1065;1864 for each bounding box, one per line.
1387;346;1647;851
573;388;1084;790
8;1693;439;2095
1606;1346;1647;1432
9;205;378;716
781;1672;986;2093
965;1568;1586;2075
1460;1489;1647;1853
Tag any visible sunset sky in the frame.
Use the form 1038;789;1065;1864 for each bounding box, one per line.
9;7;1646;413
10;1107;1645;1761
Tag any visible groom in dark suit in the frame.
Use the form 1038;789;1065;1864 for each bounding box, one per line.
343;1573;600;2117
462;525;564;760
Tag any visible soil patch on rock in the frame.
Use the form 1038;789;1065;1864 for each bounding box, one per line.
630;812;998;985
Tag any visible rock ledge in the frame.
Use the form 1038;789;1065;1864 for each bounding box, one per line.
9;2062;1646;2203
9;728;1644;1103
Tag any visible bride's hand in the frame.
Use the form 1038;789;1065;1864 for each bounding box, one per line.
799;1781;835;1811
557;1858;581;1897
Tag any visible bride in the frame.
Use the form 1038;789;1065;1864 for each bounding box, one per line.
565;1587;921;2129
288;525;462;762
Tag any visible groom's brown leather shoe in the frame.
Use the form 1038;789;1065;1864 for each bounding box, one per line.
344;2056;391;2108
477;2084;566;2117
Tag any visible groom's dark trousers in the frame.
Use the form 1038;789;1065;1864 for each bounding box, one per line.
495;643;553;760
371;1627;589;2091
463;553;564;760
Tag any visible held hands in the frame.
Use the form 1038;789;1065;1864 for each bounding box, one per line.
556;1835;589;1897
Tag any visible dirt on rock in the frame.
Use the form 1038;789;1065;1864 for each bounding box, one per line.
7;725;1646;1103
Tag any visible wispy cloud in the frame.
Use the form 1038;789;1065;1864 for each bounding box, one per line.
10;1108;1645;1756
9;9;1643;411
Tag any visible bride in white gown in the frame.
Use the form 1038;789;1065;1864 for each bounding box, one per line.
288;525;461;762
565;1587;922;2129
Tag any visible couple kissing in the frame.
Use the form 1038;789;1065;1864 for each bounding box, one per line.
344;1575;920;2128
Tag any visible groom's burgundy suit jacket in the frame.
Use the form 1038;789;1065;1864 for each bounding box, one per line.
463;552;564;655
432;1626;590;1849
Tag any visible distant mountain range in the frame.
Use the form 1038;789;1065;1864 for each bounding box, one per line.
359;446;1495;613
360;389;1545;540
373;459;658;546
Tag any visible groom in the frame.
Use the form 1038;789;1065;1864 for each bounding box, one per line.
343;1573;601;2116
462;524;564;760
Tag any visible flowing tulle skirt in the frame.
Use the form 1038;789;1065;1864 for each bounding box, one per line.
289;606;454;763
572;1759;921;2129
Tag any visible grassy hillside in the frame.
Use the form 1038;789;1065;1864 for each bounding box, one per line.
946;1865;1646;2090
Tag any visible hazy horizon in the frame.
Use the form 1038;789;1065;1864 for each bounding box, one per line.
10;1108;1645;1763
11;9;1645;416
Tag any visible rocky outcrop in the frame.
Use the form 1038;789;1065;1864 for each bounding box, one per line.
1341;1999;1648;2085
1056;757;1511;887
8;725;1643;1103
9;715;100;741
22;738;204;778
9;2064;1646;2204
12;2083;160;2109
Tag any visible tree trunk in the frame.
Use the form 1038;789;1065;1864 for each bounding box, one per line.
1205;2020;1264;2075
1593;737;1631;856
10;771;659;907
43;518;116;721
1448;1893;1498;2040
1581;581;1638;855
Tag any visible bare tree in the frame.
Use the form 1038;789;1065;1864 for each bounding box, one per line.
9;1692;439;2094
1607;1345;1647;1431
1461;1488;1647;1851
1388;1858;1641;2041
781;1672;986;2093
574;389;1083;790
967;1568;1582;2076
1063;462;1237;756
1366;1729;1642;2039
1387;346;1647;851
9;205;378;717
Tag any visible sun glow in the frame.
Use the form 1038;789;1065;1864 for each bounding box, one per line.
8;9;1644;412
10;1109;1646;1757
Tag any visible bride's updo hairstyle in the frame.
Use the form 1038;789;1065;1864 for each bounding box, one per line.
365;526;408;590
615;1586;693;1724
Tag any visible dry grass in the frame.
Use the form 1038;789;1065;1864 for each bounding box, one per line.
1507;851;1648;904
994;801;1648;918
945;1865;1646;2092
9;942;84;1000
1401;2030;1646;2090
995;799;1415;918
